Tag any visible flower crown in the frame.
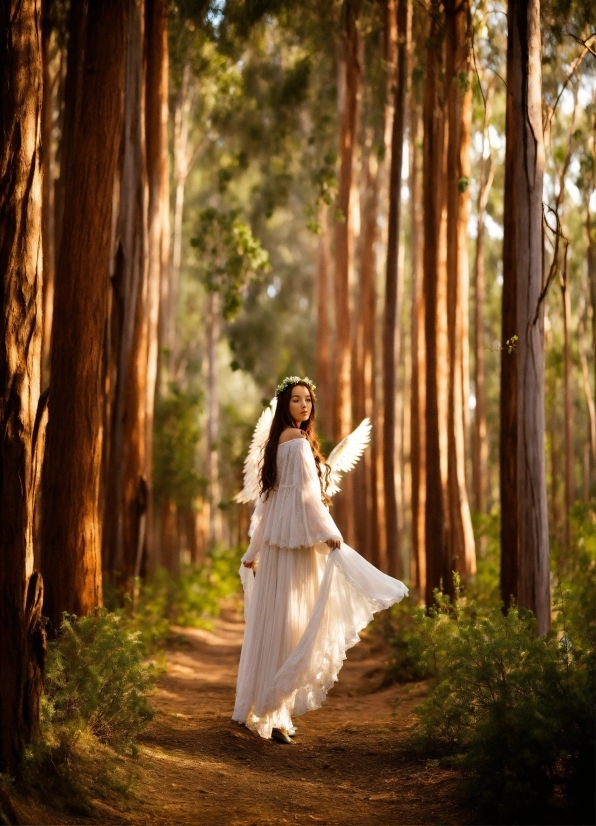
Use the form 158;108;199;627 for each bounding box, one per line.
275;375;316;398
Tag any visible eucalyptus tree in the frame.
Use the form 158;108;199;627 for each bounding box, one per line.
502;0;549;632
41;0;127;627
0;0;46;772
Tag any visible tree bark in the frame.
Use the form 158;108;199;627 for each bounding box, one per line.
316;207;333;441
103;0;148;586
53;0;86;260
500;0;520;610
409;89;426;596
510;0;549;633
145;0;169;574
561;265;573;553
423;2;450;605
206;291;223;545
333;0;360;444
382;0;409;580
370;0;397;573
41;0;55;391
169;63;193;382
579;263;596;475
41;0;126;628
472;86;494;514
353;137;379;562
0;0;47;772
444;0;476;579
332;0;361;541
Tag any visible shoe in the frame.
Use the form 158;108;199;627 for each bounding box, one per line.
271;728;292;744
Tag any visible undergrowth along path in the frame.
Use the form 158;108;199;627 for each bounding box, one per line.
136;607;471;826
18;607;474;825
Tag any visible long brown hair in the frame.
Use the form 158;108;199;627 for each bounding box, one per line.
259;381;331;503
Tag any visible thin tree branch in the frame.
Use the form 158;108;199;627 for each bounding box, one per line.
562;30;596;58
544;35;594;133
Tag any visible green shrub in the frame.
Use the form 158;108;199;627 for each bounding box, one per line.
153;384;204;511
383;601;430;683
122;543;245;649
469;509;501;606
43;611;155;756
408;577;595;821
173;542;245;624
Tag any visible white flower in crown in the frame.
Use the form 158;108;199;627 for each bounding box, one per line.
275;375;317;398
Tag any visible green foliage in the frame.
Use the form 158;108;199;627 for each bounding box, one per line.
191;207;271;319
153;385;204;509
383;601;430;684
43;612;155;756
407;578;595;820
382;505;596;820
4;612;154;815
174;543;245;623
123;543;245;649
469;509;501;605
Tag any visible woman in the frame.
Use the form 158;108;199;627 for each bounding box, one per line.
232;377;408;743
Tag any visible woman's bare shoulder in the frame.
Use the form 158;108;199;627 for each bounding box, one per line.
278;427;306;445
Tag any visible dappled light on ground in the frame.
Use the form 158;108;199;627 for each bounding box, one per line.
104;609;473;825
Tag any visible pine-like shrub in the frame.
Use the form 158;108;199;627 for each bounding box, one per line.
43;611;155;755
409;574;595;821
383;600;431;683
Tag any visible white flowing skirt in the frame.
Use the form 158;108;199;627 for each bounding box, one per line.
232;542;408;739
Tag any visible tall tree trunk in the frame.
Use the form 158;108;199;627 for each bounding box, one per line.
561;264;573;554
472;87;494;514
549;395;562;546
423;2;449;605
41;0;126;627
103;0;147;585
589;92;596;390
333;0;361;540
53;0;86;261
370;0;397;572
510;0;549;633
316;207;333;440
41;0;55;390
444;0;475;579
579;264;596;475
169;64;193;381
145;0;169;574
500;0;520;609
333;0;360;444
383;0;409;580
206;291;223;545
353;137;379;562
0;0;46;772
409;90;426;596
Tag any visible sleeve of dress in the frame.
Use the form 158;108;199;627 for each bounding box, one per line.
241;495;267;565
247;439;342;552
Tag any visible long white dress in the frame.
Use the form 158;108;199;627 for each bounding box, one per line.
232;437;408;739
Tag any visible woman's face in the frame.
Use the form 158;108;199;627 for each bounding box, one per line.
288;385;312;427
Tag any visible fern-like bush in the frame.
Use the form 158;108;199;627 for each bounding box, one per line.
43;611;155;755
408;573;595;821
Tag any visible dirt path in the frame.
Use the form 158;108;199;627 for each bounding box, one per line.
17;608;474;826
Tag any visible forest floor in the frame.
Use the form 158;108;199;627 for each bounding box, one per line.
13;606;476;826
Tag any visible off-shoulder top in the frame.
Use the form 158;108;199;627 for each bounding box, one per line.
241;438;343;564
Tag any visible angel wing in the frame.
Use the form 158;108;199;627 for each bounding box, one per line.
234;397;277;503
326;418;372;496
